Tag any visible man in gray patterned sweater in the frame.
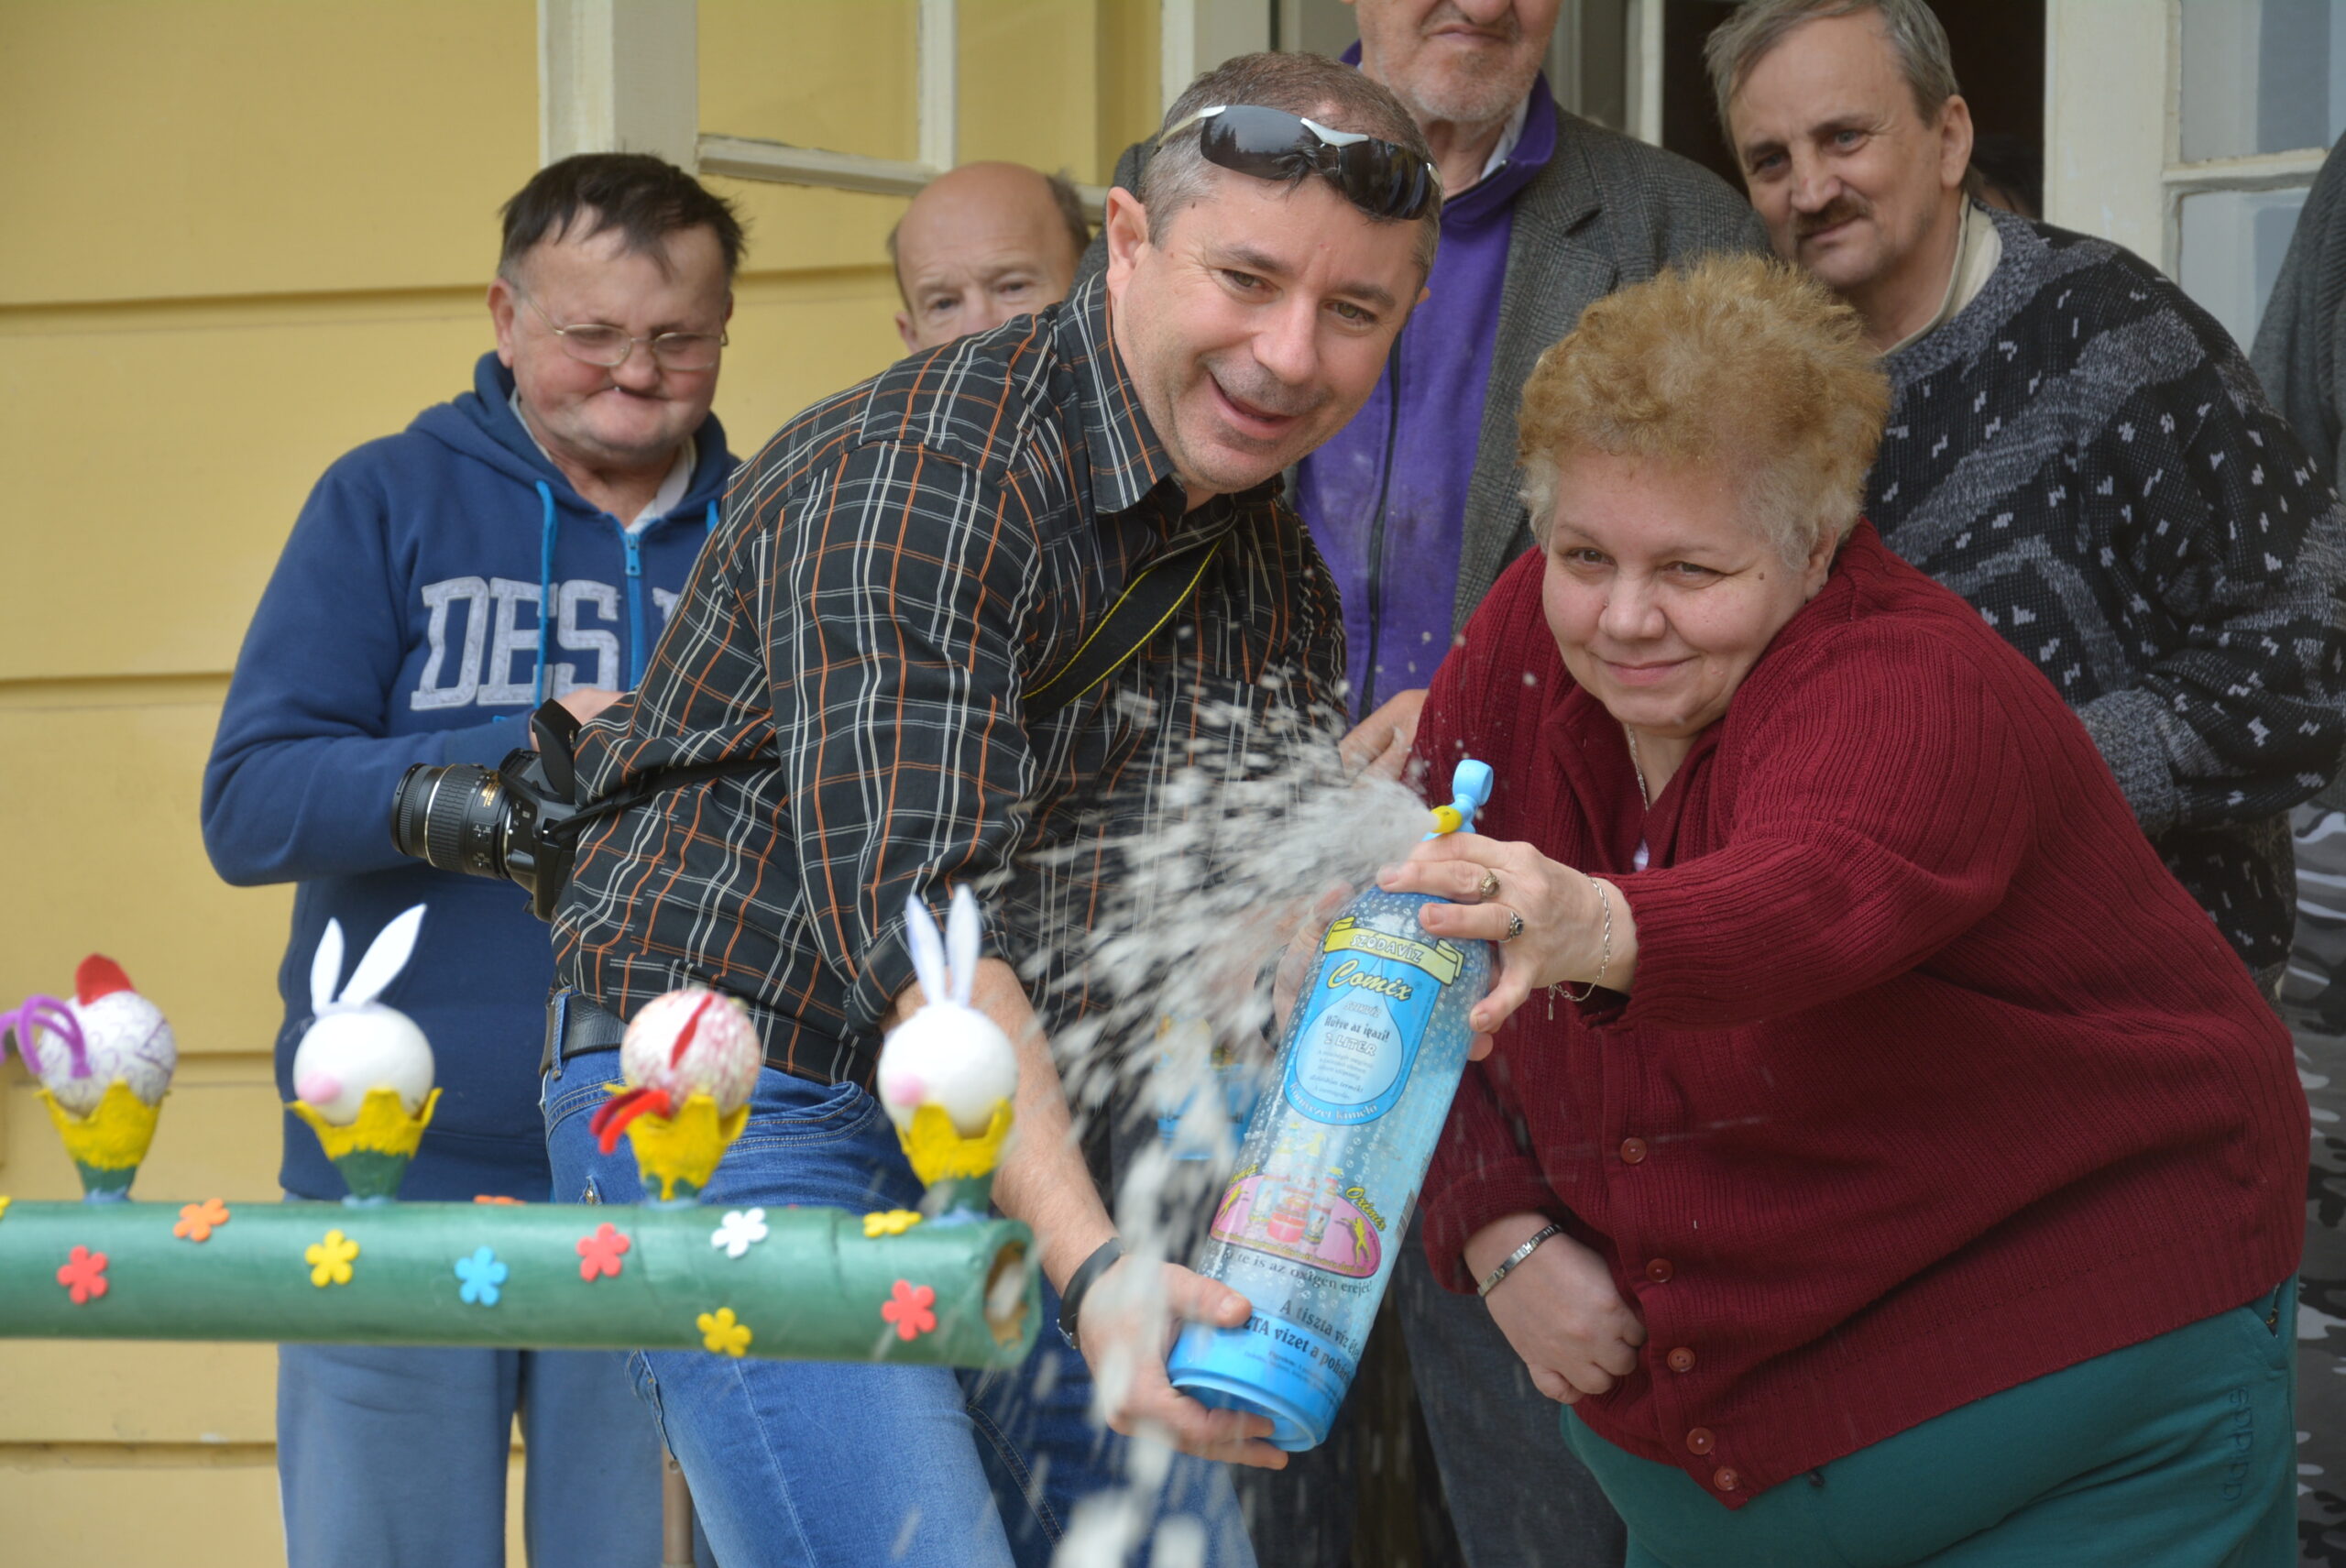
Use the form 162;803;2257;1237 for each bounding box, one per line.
1712;0;2346;989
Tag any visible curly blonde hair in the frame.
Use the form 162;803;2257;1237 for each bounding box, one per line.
1518;254;1889;563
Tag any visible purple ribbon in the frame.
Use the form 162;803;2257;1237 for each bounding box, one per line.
1;995;88;1080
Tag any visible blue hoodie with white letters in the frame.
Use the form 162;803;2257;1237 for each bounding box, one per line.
203;351;730;1201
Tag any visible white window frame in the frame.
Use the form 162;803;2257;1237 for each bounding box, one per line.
2045;0;2330;278
538;0;1277;212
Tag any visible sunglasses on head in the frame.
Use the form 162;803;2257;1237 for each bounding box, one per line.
1157;104;1442;223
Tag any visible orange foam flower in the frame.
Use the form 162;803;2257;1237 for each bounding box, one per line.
173;1198;231;1243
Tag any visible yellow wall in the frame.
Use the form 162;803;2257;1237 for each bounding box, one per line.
0;4;1156;1562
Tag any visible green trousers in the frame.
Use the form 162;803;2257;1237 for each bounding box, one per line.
1562;1282;2297;1568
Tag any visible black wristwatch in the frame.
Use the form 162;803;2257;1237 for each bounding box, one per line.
1057;1237;1125;1352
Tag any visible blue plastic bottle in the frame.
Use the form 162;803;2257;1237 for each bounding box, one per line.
1166;761;1496;1450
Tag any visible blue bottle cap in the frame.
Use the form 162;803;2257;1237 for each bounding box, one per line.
1166;1315;1352;1453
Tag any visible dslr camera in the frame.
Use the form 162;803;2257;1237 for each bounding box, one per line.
391;701;587;922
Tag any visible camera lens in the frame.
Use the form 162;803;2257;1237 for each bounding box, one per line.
391;763;508;879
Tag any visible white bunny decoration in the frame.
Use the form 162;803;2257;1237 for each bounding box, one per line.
877;887;1019;1140
291;905;435;1124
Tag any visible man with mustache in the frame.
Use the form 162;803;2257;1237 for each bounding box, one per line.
542;52;1439;1568
1716;0;2346;993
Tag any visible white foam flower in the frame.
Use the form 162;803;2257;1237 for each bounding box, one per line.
710;1208;769;1260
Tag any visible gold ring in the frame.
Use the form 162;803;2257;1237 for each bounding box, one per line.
1476;870;1501;900
1501;910;1524;943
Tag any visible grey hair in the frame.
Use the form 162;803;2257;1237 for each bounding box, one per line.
1705;0;1961;138
1139;51;1440;275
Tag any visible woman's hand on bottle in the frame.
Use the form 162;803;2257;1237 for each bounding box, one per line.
1464;1216;1646;1404
1379;837;1634;1034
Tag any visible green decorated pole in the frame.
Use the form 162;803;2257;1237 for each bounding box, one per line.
0;1198;1035;1369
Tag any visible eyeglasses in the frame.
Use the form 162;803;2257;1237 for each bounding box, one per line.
520;293;728;372
1157;104;1442;222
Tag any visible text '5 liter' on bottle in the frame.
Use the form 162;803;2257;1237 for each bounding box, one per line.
1165;760;1496;1450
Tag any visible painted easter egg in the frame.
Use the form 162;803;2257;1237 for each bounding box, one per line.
27;956;177;1116
876;1004;1018;1138
291;1008;434;1124
619;988;761;1115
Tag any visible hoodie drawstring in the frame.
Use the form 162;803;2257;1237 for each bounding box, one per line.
532;480;557;709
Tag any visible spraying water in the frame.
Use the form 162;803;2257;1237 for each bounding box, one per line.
1024;700;1451;1564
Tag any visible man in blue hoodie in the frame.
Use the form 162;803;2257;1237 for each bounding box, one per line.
202;153;739;1568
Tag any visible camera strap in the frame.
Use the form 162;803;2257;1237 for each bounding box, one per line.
1025;532;1223;718
537;533;1222;839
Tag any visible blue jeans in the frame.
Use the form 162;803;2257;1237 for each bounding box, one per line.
964;1282;1257;1568
543;1036;1253;1567
278;1339;688;1568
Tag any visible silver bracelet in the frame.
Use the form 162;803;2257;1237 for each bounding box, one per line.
1556;878;1614;1003
1476;1223;1563;1298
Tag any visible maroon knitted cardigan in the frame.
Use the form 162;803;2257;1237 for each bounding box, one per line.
1415;523;2306;1508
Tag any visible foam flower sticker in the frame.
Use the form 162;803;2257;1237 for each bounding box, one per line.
0;1197;11;1223
306;1229;359;1288
473;1195;524;1206
173;1198;231;1243
576;1223;631;1282
696;1306;753;1358
882;1278;937;1342
862;1209;924;1238
454;1245;508;1307
709;1208;769;1260
57;1245;108;1305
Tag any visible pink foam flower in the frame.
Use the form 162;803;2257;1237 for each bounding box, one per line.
881;1278;937;1342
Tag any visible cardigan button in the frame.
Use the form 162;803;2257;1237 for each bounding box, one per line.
1685;1427;1716;1455
1713;1466;1740;1493
1645;1257;1675;1284
1666;1346;1696;1373
1618;1137;1649;1165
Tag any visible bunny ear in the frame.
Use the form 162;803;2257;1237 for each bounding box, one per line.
904;893;949;1004
310;920;346;1015
946;885;981;1007
339;905;427;1007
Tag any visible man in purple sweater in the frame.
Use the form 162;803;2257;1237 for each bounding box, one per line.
1086;8;1762;1564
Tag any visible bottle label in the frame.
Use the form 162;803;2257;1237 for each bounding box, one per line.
1206;1168;1384;1278
1282;916;1460;1127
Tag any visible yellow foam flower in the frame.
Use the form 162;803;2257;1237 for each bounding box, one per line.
305;1228;360;1288
862;1209;924;1238
0;1197;10;1223
696;1306;753;1358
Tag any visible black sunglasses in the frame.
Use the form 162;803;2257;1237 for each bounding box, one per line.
1159;104;1442;222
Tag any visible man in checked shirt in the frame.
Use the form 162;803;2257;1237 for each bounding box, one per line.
542;52;1440;1568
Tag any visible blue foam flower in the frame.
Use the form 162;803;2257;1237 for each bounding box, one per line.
455;1245;508;1307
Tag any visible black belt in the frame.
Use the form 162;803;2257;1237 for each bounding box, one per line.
542;991;627;1076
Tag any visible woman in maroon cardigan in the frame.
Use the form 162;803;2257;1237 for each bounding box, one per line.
1381;256;2307;1565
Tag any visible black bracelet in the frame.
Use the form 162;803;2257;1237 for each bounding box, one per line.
1057;1237;1125;1353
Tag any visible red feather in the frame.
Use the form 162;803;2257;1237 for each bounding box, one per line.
588;1086;673;1155
75;955;135;1006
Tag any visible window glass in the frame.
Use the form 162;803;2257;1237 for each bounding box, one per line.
2176;183;2309;348
2179;0;2346;161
